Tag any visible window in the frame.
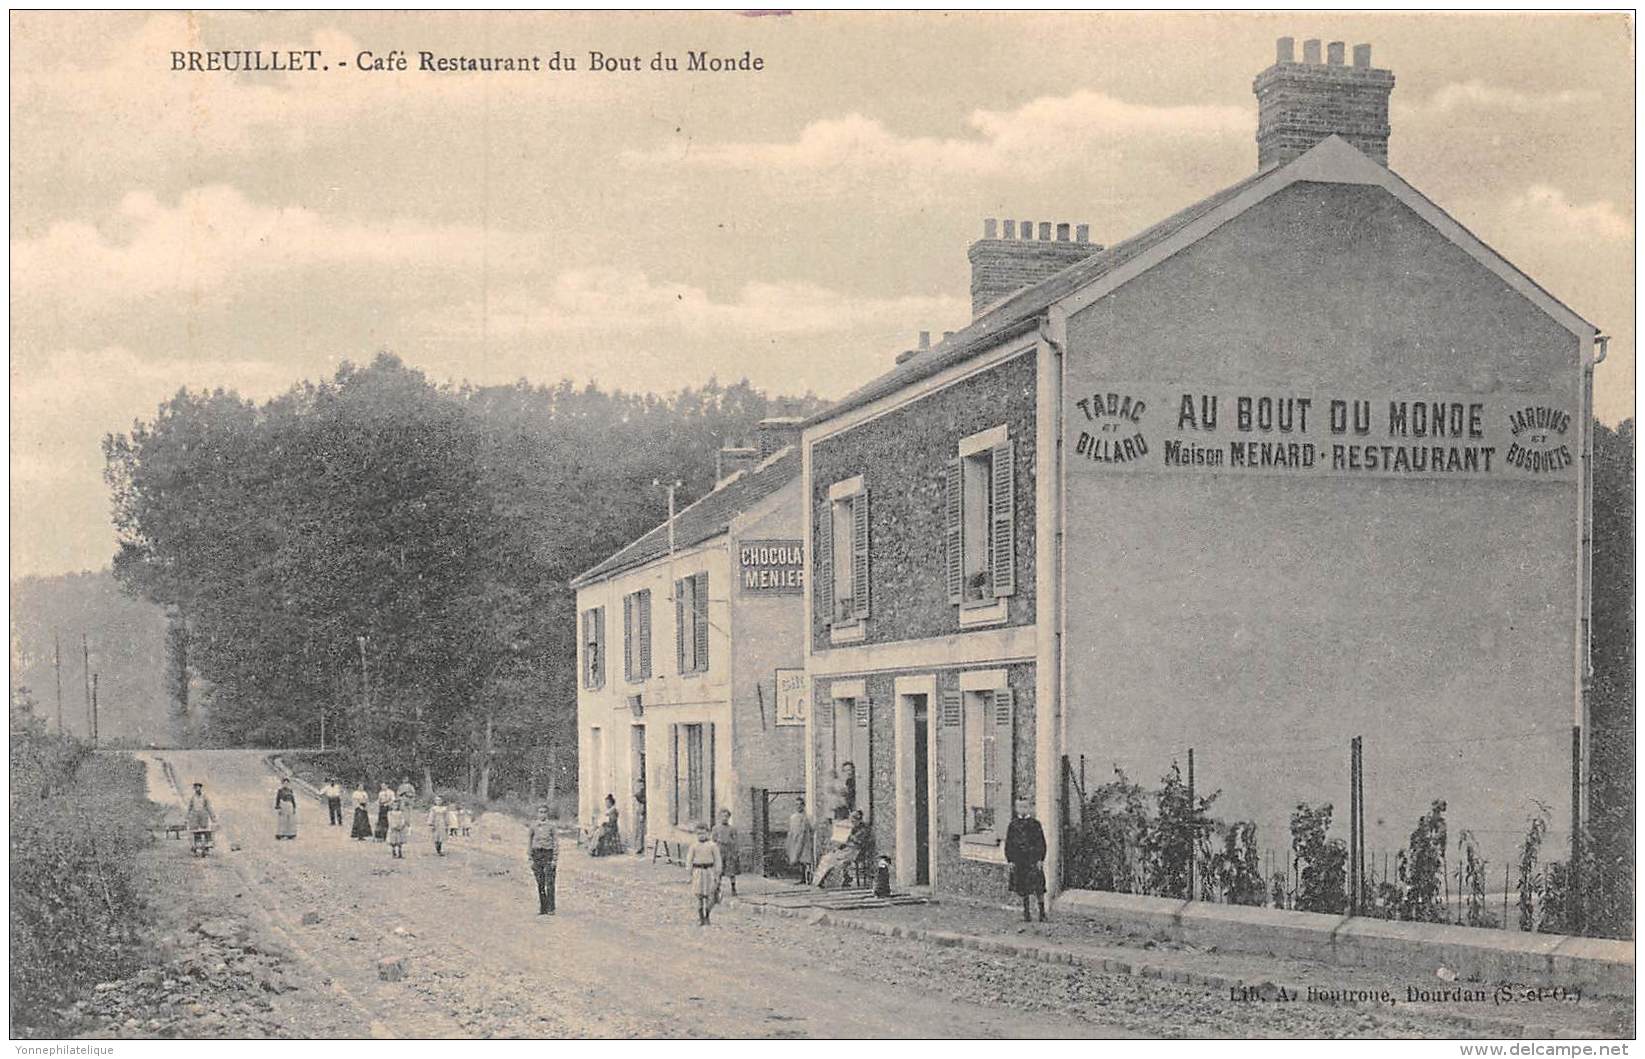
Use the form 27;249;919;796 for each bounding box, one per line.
581;607;605;689
819;477;868;638
947;427;1015;617
674;573;709;674
623;589;652;682
964;691;998;834
670;722;715;826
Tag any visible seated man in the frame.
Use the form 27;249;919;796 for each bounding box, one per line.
815;809;871;888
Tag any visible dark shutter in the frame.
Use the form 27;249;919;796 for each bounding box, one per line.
693;572;709;672
623;594;634;683
940;690;964;836
592;609;604;689
993;687;1015;827
638;590;652;680
669;723;680;826
851;490;869;620
706;722;716;822
816;501;832;626
991;441;1016;597
580;610;589;688
675;579;686;674
946;458;964;604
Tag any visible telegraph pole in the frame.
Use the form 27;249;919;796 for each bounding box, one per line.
654;478;682;555
357;635;371;714
81;634;92;735
53;632;63;734
91;674;99;747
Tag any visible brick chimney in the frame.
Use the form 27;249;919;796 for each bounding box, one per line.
715;445;758;485
755;417;802;460
1253;37;1394;170
967;218;1101;317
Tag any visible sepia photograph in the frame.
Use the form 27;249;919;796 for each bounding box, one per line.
7;9;1637;1044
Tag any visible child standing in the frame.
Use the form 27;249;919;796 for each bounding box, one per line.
709;808;741;899
427;797;453;856
688;823;722;926
386;800;408;858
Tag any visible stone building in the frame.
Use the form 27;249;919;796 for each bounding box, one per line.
573;421;808;867
798;38;1599;901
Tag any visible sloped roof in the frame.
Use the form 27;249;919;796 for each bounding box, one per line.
806;168;1271;428
807;135;1597;430
570;447;798;588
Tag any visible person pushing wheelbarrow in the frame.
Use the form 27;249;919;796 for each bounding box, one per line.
185;782;217;857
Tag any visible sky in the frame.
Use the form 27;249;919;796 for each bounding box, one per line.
9;11;1635;578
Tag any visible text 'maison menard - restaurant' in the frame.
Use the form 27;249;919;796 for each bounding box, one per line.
798;38;1599;901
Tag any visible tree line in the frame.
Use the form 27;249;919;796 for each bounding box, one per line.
103;353;821;800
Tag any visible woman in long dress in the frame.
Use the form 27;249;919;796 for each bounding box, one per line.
274;779;298;840
785;797;814;882
688;824;722;926
375;784;394;841
185;782;216;857
350;783;373;840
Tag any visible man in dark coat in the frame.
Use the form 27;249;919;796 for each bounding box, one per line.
1004;799;1048;922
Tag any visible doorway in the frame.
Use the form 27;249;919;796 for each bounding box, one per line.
630;725;647;848
913;700;931;885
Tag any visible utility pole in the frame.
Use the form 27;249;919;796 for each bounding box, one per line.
53;632;63;735
91;674;99;747
81;634;92;736
319;702;326;752
654;479;683;555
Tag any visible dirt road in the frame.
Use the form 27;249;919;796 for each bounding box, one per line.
139;749;1627;1040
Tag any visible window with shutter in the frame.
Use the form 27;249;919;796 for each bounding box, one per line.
993;687;1016;827
638;590;652;679
594;609;605;688
965;690;994;832
850;490;869;620
940;690;964;837
675;579;687;674
990;440;1016;597
955;426;1014;620
816;502;833;627
623;594;634;683
692;572;709;672
945;459;964;604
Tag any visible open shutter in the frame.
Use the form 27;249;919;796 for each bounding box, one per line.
816;503;833;626
638;590;652;679
993;687;1015;828
580;610;589;688
991;441;1016;597
623;595;634;682
693;572;710;672
706;722;716;822
593;609;605;689
946;458;964;604
675;579;687;674
851;490;870;620
859;699;873;818
940;690;964;836
669;723;680;826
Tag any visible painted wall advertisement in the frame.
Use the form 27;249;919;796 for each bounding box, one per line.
774;668;808;726
1068;387;1579;481
738;539;805;594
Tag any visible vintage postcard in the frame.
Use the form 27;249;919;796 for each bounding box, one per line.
8;9;1635;1045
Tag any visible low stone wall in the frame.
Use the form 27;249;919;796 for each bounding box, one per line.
1055;890;1634;997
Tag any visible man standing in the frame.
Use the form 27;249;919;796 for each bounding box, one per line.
1004;799;1048;923
320;778;343;826
631;777;647;856
427;796;453;856
396;776;417;809
527;805;558;915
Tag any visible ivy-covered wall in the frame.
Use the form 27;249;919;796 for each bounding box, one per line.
809;352;1037;653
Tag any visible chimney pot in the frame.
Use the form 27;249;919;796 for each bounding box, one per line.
1276;36;1295;62
1327;41;1345;65
983;218;998;239
918;330;931;349
1075;223;1090;243
1002;219;1016;239
1018;219;1032;240
942;330;955;340
755;418;803;460
1302;38;1322;63
1056;222;1071;242
1038;222;1052;241
1352;43;1371;68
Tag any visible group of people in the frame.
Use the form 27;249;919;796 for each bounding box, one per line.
291;776;474;858
687;808;744;926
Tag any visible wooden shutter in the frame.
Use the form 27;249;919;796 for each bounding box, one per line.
859;700;873;817
669;723;680;826
638;590;652;679
993;687;1015;828
940;690;964;836
851;490;870;620
693;572;709;672
593;609;605;689
580;610;590;688
991;440;1016;597
675;579;687;674
706;722;716;822
623;595;634;683
945;458;964;604
816;502;832;626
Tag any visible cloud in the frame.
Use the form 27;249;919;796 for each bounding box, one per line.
1505;184;1631;242
1413;80;1602;115
13;184;542;306
422;267;968;343
625;89;1246;177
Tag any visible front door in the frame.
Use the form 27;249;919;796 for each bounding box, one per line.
913;701;931;885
